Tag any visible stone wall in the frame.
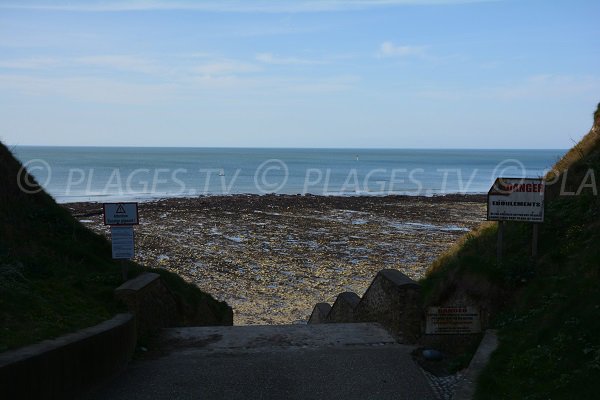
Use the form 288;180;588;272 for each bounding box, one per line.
308;269;422;343
308;303;331;324
354;269;422;343
0;272;232;399
115;272;178;338
0;314;135;400
328;292;360;323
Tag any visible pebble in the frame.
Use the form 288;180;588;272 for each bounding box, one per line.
66;195;486;325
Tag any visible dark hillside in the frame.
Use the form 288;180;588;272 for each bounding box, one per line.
421;103;600;399
0;142;231;351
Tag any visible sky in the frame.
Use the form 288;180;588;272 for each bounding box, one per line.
0;0;598;148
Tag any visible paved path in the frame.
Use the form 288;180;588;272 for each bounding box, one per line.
86;323;435;400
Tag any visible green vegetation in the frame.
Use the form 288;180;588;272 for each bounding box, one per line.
0;142;230;352
421;103;600;399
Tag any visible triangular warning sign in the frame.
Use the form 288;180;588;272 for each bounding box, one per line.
116;204;127;214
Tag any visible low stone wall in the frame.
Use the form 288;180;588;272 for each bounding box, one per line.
308;269;422;343
308;303;331;324
0;272;231;399
355;269;422;343
115;272;178;337
328;292;360;323
0;313;135;400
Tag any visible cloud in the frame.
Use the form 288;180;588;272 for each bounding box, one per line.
490;74;600;100
0;49;360;105
0;54;263;80
0;57;62;69
0;0;499;13
377;41;427;58
0;55;163;74
281;75;360;93
0;67;359;106
416;74;600;101
0;74;177;105
76;55;162;74
255;53;324;65
193;61;261;76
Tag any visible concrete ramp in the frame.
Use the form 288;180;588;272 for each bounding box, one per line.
87;323;435;400
159;322;398;354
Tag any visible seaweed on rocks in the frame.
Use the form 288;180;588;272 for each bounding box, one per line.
66;195;486;325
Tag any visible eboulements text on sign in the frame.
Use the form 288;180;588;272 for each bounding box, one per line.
487;178;544;222
425;306;481;335
103;202;139;225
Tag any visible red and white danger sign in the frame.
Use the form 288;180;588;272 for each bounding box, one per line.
487;178;544;223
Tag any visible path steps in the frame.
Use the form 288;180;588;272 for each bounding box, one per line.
86;323;435;400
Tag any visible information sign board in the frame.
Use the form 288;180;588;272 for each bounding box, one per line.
111;226;135;259
425;306;481;335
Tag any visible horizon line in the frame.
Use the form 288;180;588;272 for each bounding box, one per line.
7;144;567;151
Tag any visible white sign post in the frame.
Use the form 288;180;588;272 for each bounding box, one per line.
104;202;139;281
487;178;545;262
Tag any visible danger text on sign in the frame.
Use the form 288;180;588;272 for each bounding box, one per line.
425;306;481;335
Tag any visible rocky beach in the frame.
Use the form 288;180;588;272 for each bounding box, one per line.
66;195;486;325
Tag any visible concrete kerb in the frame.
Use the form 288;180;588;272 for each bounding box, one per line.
452;329;499;400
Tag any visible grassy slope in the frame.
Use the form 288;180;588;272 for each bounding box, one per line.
421;104;600;399
0;142;230;352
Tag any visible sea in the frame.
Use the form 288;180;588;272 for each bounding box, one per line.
11;147;565;203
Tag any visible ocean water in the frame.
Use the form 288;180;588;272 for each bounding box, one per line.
11;147;565;203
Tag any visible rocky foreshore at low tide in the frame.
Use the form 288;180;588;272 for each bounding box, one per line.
66;195;486;325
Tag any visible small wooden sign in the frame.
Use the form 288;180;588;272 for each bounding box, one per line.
425;306;481;335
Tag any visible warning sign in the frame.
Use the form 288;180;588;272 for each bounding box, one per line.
425;306;481;335
103;203;139;225
487;178;544;222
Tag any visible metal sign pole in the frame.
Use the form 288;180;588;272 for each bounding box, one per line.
121;260;129;282
497;221;504;265
532;223;539;258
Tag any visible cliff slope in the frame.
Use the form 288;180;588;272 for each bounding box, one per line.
421;103;600;399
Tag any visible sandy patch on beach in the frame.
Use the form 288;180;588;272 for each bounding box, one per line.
67;195;486;325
